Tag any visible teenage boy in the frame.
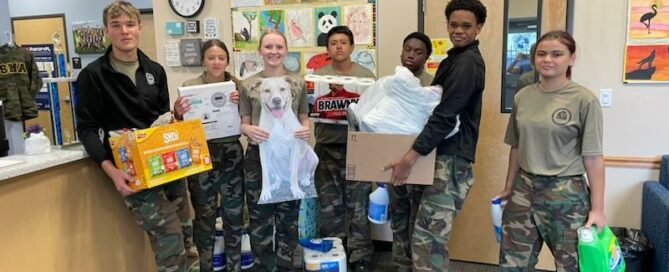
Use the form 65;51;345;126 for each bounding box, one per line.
76;1;189;271
389;31;434;272
313;25;375;272
385;0;488;271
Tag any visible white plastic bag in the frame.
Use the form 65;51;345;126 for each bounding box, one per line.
256;77;318;204
349;66;458;136
24;132;51;155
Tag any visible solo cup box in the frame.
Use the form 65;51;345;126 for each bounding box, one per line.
109;119;212;189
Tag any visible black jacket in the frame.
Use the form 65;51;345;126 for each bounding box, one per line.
76;46;169;165
412;40;485;162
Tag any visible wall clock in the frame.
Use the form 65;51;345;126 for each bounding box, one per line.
169;0;205;18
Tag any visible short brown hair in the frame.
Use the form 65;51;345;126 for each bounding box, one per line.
103;1;141;26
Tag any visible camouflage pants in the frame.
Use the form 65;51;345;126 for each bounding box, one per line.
499;169;590;272
123;180;189;272
187;140;245;272
164;179;193;255
245;145;300;271
412;155;474;272
388;184;424;271
314;143;373;263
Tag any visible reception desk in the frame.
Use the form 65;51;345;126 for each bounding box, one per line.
0;146;156;271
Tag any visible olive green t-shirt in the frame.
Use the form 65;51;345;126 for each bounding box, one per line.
110;56;139;86
181;72;243;143
239;71;309;131
504;81;603;176
313;63;376;144
416;69;435;87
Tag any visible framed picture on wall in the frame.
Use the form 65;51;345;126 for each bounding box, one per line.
180;38;202;66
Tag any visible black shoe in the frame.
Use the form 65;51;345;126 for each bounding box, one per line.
353;260;371;272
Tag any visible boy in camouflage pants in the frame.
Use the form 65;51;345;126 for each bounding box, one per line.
384;1;487;271
76;1;189;271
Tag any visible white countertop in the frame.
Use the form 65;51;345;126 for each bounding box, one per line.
0;144;88;180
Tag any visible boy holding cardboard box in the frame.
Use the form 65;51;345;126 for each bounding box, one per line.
384;0;488;271
75;1;189;271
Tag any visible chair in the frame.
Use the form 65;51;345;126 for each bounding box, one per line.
642;155;669;272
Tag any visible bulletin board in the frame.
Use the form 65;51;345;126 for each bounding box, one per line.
230;0;378;80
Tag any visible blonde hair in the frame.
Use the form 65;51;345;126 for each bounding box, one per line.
258;29;288;50
103;1;141;26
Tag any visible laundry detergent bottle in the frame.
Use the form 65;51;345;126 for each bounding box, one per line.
577;226;625;272
368;183;389;224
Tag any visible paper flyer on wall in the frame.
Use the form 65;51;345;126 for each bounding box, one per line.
177;82;241;140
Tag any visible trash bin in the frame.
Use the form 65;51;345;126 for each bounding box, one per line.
610;227;653;272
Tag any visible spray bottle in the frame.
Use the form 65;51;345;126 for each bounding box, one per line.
241;229;254;270
213;217;226;271
491;198;504;244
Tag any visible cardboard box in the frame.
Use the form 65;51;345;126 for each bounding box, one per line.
109;119;212;189
345;131;435;185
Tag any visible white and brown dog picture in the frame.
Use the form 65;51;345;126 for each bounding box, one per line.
251;76;318;204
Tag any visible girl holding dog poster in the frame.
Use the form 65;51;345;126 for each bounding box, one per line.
239;29;311;271
173;39;245;272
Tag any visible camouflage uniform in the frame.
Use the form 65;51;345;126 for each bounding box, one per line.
123;180;189;272
245;145;300;271
187;140;245;272
412;155;474;272
163;179;193;258
499;169;590;272
388;184;424;272
315;144;373;263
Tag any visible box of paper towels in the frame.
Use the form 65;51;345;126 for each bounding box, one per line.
303;237;347;272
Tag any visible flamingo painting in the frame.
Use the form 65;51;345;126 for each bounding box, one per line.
640;5;658;34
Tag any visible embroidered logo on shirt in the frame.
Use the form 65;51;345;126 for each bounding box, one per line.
145;73;155;85
0;62;27;75
552;108;572;125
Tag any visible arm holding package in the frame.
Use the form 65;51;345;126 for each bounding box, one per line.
412;55;483;156
75;69;109;165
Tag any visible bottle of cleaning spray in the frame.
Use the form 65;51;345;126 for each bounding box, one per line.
368;183;389;224
241;229;254;270
491;198;503;243
213;217;226;272
577;226;625;272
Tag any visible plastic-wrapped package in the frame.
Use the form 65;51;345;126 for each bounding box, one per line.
349;66;458;136
257;77;318;204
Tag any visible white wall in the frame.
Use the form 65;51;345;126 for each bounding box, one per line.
7;0;152;66
572;0;668;228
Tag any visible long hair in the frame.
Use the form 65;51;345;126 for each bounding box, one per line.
532;30;576;78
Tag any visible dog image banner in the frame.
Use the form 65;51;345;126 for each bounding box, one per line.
251;76;319;204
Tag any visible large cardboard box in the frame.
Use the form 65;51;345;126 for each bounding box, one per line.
109;119;212;189
345;131;436;185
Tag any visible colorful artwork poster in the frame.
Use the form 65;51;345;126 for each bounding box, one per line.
352;49;376;75
343;4;373;45
264;0;301;4
259;10;286;34
314;6;341;46
234;51;264;80
627;0;669;43
303;51;331;74
624;44;669;82
233;11;260;50
286;8;314;47
72;21;109;54
431;38;453;57
284;51;302;74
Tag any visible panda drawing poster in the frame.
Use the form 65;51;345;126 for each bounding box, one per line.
314;6;341;46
